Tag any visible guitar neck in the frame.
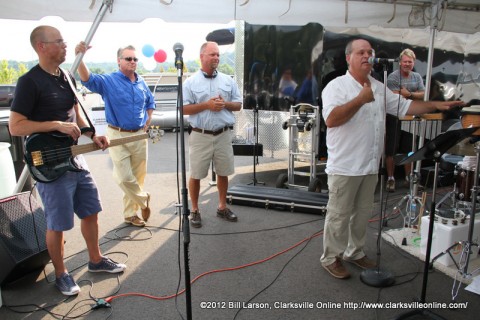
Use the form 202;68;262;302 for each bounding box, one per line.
71;132;148;156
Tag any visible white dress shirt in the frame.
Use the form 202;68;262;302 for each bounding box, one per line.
322;71;412;176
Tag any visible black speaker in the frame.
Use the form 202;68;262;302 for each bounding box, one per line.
0;192;50;285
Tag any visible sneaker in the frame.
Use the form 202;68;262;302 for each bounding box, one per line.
322;257;350;279
216;207;238;222
141;193;151;222
124;216;146;227
344;256;377;269
88;256;127;273
55;272;80;296
386;179;395;192
190;210;202;228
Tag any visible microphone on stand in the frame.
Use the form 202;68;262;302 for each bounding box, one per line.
173;42;184;70
368;57;397;64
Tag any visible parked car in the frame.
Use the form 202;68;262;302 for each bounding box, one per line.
0;84;16;108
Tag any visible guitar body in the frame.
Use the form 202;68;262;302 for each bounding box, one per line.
24;130;159;183
24;133;80;183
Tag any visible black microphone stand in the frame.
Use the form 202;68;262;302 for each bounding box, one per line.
248;103;264;186
394;154;445;320
175;56;192;320
360;63;395;287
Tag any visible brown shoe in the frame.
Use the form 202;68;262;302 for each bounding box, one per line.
124;216;146;227
345;256;377;269
141;193;151;222
190;210;202;228
386;179;395;192
323;257;350;279
216;207;238;222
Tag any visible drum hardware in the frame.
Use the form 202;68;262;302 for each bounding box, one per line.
430;141;480;302
396;126;479;310
393;116;425;231
452;141;480;301
435;160;478;212
434;165;459;209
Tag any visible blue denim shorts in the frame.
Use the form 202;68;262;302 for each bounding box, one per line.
37;170;102;231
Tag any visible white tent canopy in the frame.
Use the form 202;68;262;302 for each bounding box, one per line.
0;0;479;34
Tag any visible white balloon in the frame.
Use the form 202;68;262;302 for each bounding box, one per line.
142;58;157;71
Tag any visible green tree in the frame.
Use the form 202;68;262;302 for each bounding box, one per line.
90;67;105;75
0;60;17;84
16;63;28;81
218;63;234;75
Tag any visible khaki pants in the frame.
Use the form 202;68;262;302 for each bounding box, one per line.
107;127;149;218
320;174;378;266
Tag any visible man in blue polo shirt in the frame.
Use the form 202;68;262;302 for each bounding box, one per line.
76;42;154;227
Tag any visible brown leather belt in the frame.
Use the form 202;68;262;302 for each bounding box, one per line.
108;124;142;133
191;126;231;136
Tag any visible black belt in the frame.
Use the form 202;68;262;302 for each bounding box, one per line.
108;124;142;133
191;126;231;136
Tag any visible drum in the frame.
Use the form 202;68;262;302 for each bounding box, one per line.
456;161;476;202
461;105;480;135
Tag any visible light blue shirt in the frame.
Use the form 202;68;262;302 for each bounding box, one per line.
82;71;155;130
183;70;242;131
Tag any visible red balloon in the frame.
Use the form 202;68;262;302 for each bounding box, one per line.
154;49;167;63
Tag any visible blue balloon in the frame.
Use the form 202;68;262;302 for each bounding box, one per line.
142;44;155;57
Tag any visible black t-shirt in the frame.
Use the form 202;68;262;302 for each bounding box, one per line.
11;65;77;124
11;65;89;171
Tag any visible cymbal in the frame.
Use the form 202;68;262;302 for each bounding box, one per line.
397;127;478;165
447;138;476;156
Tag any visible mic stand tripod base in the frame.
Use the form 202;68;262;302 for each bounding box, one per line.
360;268;395;287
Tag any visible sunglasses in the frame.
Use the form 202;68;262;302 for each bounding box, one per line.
122;57;138;62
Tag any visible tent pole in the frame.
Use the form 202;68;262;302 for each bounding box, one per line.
70;0;114;73
412;0;438;197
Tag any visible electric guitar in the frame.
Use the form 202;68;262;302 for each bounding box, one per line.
24;128;162;183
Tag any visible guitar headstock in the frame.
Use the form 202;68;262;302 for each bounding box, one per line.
148;126;164;143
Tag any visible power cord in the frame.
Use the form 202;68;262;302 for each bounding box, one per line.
232;230;321;320
2;206;322;319
103;229;324;305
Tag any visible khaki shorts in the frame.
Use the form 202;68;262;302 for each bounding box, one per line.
189;130;234;179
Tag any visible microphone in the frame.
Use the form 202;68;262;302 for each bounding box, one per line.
368;57;396;64
173;43;184;69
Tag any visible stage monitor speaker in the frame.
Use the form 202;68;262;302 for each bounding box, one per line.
0;192;50;285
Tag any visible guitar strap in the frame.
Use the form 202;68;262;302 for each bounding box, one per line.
61;68;96;135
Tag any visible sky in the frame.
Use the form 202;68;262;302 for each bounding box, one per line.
0;17;235;68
